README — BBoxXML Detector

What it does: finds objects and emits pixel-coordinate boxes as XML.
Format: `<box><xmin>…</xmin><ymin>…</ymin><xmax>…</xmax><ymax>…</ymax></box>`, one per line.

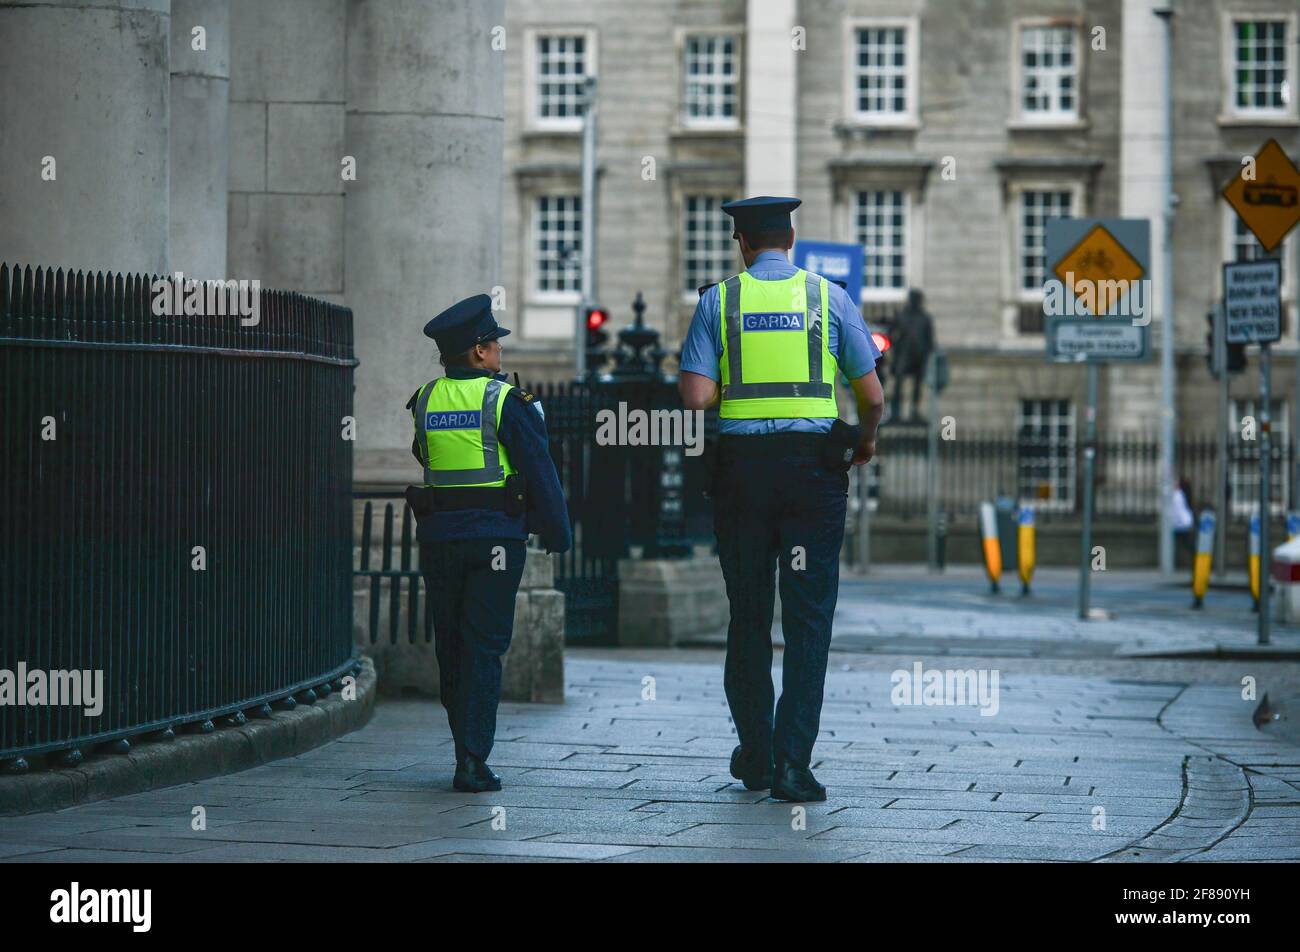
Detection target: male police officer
<box><xmin>679</xmin><ymin>196</ymin><xmax>885</xmax><ymax>802</ymax></box>
<box><xmin>407</xmin><ymin>294</ymin><xmax>571</xmax><ymax>793</ymax></box>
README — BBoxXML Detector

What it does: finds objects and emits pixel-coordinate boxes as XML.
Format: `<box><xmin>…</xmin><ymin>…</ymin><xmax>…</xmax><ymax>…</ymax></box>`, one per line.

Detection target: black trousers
<box><xmin>712</xmin><ymin>436</ymin><xmax>849</xmax><ymax>769</ymax></box>
<box><xmin>419</xmin><ymin>538</ymin><xmax>527</xmax><ymax>762</ymax></box>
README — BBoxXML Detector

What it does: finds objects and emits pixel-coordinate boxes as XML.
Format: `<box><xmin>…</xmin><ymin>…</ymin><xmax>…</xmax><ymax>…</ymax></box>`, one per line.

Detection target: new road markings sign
<box><xmin>1223</xmin><ymin>259</ymin><xmax>1281</xmax><ymax>345</ymax></box>
<box><xmin>1222</xmin><ymin>138</ymin><xmax>1300</xmax><ymax>253</ymax></box>
<box><xmin>1044</xmin><ymin>218</ymin><xmax>1151</xmax><ymax>362</ymax></box>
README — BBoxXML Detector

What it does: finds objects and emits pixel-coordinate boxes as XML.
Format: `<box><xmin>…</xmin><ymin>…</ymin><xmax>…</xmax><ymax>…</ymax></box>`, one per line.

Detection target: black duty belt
<box><xmin>718</xmin><ymin>431</ymin><xmax>826</xmax><ymax>459</ymax></box>
<box><xmin>406</xmin><ymin>485</ymin><xmax>506</xmax><ymax>514</ymax></box>
<box><xmin>431</xmin><ymin>486</ymin><xmax>507</xmax><ymax>511</ymax></box>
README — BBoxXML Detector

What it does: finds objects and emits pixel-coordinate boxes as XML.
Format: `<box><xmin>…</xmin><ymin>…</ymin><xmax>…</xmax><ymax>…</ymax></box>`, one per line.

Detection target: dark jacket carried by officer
<box><xmin>407</xmin><ymin>293</ymin><xmax>571</xmax><ymax>793</ymax></box>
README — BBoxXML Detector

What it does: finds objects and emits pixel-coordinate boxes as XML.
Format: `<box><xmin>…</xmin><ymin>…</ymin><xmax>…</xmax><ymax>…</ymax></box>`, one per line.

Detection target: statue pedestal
<box><xmin>617</xmin><ymin>546</ymin><xmax>728</xmax><ymax>646</ymax></box>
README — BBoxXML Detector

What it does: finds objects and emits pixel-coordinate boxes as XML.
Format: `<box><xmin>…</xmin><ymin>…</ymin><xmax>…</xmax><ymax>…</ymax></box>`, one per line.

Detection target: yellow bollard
<box><xmin>1249</xmin><ymin>513</ymin><xmax>1261</xmax><ymax>611</ymax></box>
<box><xmin>1191</xmin><ymin>510</ymin><xmax>1215</xmax><ymax>609</ymax></box>
<box><xmin>979</xmin><ymin>501</ymin><xmax>1002</xmax><ymax>593</ymax></box>
<box><xmin>1017</xmin><ymin>506</ymin><xmax>1036</xmax><ymax>595</ymax></box>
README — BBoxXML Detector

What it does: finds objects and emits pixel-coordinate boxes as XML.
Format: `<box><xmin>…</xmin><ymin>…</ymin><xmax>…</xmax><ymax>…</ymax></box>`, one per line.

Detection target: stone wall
<box><xmin>226</xmin><ymin>0</ymin><xmax>346</xmax><ymax>298</ymax></box>
<box><xmin>0</xmin><ymin>0</ymin><xmax>171</xmax><ymax>276</ymax></box>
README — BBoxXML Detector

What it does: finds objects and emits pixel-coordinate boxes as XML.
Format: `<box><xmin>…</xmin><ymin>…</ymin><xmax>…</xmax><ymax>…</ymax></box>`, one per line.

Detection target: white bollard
<box><xmin>1271</xmin><ymin>535</ymin><xmax>1300</xmax><ymax>624</ymax></box>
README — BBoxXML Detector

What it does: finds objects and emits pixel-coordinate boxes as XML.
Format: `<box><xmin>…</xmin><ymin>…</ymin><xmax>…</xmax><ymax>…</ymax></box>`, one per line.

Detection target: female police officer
<box><xmin>406</xmin><ymin>294</ymin><xmax>571</xmax><ymax>792</ymax></box>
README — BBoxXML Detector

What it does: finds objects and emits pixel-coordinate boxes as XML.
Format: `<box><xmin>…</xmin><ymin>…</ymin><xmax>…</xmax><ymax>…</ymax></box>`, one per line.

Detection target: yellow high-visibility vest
<box><xmin>410</xmin><ymin>375</ymin><xmax>517</xmax><ymax>488</ymax></box>
<box><xmin>717</xmin><ymin>269</ymin><xmax>839</xmax><ymax>419</ymax></box>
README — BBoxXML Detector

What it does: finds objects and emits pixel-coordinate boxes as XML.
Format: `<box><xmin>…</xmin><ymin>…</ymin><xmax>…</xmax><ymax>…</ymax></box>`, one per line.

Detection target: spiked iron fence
<box><xmin>0</xmin><ymin>263</ymin><xmax>359</xmax><ymax>772</ymax></box>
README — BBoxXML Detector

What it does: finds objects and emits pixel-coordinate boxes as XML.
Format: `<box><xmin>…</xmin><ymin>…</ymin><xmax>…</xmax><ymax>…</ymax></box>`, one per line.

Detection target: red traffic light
<box><xmin>871</xmin><ymin>331</ymin><xmax>892</xmax><ymax>354</ymax></box>
<box><xmin>585</xmin><ymin>307</ymin><xmax>609</xmax><ymax>330</ymax></box>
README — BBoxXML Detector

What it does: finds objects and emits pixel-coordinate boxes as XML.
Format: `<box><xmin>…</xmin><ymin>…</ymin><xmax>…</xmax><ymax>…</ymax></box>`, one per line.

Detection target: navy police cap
<box><xmin>422</xmin><ymin>293</ymin><xmax>511</xmax><ymax>354</ymax></box>
<box><xmin>721</xmin><ymin>195</ymin><xmax>801</xmax><ymax>234</ymax></box>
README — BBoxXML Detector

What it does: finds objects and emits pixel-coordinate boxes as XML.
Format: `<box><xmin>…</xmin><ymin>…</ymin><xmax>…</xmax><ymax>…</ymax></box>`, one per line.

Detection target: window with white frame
<box><xmin>1019</xmin><ymin>24</ymin><xmax>1078</xmax><ymax>119</ymax></box>
<box><xmin>1230</xmin><ymin>398</ymin><xmax>1289</xmax><ymax>516</ymax></box>
<box><xmin>681</xmin><ymin>196</ymin><xmax>735</xmax><ymax>294</ymax></box>
<box><xmin>533</xmin><ymin>195</ymin><xmax>582</xmax><ymax>296</ymax></box>
<box><xmin>1019</xmin><ymin>189</ymin><xmax>1074</xmax><ymax>293</ymax></box>
<box><xmin>855</xmin><ymin>190</ymin><xmax>908</xmax><ymax>296</ymax></box>
<box><xmin>851</xmin><ymin>24</ymin><xmax>912</xmax><ymax>120</ymax></box>
<box><xmin>1229</xmin><ymin>18</ymin><xmax>1291</xmax><ymax>115</ymax></box>
<box><xmin>1017</xmin><ymin>399</ymin><xmax>1075</xmax><ymax>511</ymax></box>
<box><xmin>535</xmin><ymin>34</ymin><xmax>590</xmax><ymax>124</ymax></box>
<box><xmin>683</xmin><ymin>35</ymin><xmax>739</xmax><ymax>127</ymax></box>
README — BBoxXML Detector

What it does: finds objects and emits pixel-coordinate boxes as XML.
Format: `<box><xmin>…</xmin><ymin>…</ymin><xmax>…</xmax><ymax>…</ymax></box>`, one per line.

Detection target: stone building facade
<box><xmin>2</xmin><ymin>0</ymin><xmax>1297</xmax><ymax>515</ymax></box>
<box><xmin>497</xmin><ymin>0</ymin><xmax>1299</xmax><ymax>515</ymax></box>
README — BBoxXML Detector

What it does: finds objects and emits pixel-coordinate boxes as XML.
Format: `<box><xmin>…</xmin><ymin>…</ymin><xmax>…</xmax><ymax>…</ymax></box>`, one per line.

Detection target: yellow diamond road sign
<box><xmin>1052</xmin><ymin>224</ymin><xmax>1145</xmax><ymax>315</ymax></box>
<box><xmin>1222</xmin><ymin>138</ymin><xmax>1300</xmax><ymax>254</ymax></box>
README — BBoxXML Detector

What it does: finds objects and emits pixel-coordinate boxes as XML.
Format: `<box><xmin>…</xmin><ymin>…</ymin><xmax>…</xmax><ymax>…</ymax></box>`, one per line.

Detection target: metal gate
<box><xmin>529</xmin><ymin>380</ymin><xmax>624</xmax><ymax>645</ymax></box>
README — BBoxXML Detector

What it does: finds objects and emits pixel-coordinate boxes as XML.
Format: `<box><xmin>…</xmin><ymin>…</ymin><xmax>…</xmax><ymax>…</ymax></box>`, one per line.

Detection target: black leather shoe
<box><xmin>729</xmin><ymin>745</ymin><xmax>774</xmax><ymax>791</ymax></box>
<box><xmin>453</xmin><ymin>754</ymin><xmax>502</xmax><ymax>793</ymax></box>
<box><xmin>770</xmin><ymin>761</ymin><xmax>826</xmax><ymax>802</ymax></box>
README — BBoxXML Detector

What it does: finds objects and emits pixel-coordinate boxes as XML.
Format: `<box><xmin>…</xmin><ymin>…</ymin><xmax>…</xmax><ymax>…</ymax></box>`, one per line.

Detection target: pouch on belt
<box><xmin>821</xmin><ymin>419</ymin><xmax>860</xmax><ymax>473</ymax></box>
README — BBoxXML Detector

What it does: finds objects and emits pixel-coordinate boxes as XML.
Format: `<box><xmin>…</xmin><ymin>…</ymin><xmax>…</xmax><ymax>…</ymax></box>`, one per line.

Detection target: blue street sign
<box><xmin>794</xmin><ymin>240</ymin><xmax>864</xmax><ymax>304</ymax></box>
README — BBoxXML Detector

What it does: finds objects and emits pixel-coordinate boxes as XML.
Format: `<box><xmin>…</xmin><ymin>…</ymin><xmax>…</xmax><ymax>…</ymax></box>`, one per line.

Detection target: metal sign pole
<box><xmin>576</xmin><ymin>76</ymin><xmax>598</xmax><ymax>379</ymax></box>
<box><xmin>926</xmin><ymin>352</ymin><xmax>940</xmax><ymax>572</ymax></box>
<box><xmin>1260</xmin><ymin>343</ymin><xmax>1272</xmax><ymax>645</ymax></box>
<box><xmin>1079</xmin><ymin>361</ymin><xmax>1098</xmax><ymax>620</ymax></box>
<box><xmin>855</xmin><ymin>467</ymin><xmax>871</xmax><ymax>572</ymax></box>
<box><xmin>1156</xmin><ymin>6</ymin><xmax>1177</xmax><ymax>578</ymax></box>
<box><xmin>1214</xmin><ymin>304</ymin><xmax>1229</xmax><ymax>578</ymax></box>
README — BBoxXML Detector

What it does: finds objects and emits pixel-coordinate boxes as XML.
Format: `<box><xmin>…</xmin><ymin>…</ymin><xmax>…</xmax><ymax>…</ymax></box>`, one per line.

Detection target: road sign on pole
<box><xmin>1221</xmin><ymin>140</ymin><xmax>1299</xmax><ymax>646</ymax></box>
<box><xmin>1221</xmin><ymin>138</ymin><xmax>1300</xmax><ymax>254</ymax></box>
<box><xmin>1223</xmin><ymin>259</ymin><xmax>1281</xmax><ymax>345</ymax></box>
<box><xmin>1044</xmin><ymin>219</ymin><xmax>1151</xmax><ymax>362</ymax></box>
<box><xmin>1043</xmin><ymin>218</ymin><xmax>1150</xmax><ymax>620</ymax></box>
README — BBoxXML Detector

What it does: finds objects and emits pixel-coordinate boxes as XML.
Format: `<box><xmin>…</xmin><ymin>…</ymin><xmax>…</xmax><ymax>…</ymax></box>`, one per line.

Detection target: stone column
<box><xmin>0</xmin><ymin>0</ymin><xmax>171</xmax><ymax>276</ymax></box>
<box><xmin>745</xmin><ymin>0</ymin><xmax>797</xmax><ymax>199</ymax></box>
<box><xmin>170</xmin><ymin>0</ymin><xmax>230</xmax><ymax>279</ymax></box>
<box><xmin>345</xmin><ymin>0</ymin><xmax>505</xmax><ymax>484</ymax></box>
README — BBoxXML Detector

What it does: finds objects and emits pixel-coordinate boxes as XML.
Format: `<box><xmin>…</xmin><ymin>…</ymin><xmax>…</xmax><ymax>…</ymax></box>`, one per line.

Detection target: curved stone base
<box><xmin>0</xmin><ymin>659</ymin><xmax>377</xmax><ymax>817</ymax></box>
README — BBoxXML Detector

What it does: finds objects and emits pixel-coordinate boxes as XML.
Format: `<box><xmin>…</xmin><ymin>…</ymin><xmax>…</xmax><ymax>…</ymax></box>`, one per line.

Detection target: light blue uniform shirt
<box><xmin>679</xmin><ymin>250</ymin><xmax>880</xmax><ymax>435</ymax></box>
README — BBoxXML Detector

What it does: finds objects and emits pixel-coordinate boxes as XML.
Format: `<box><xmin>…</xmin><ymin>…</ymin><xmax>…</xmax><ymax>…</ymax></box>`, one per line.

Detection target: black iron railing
<box><xmin>354</xmin><ymin>492</ymin><xmax>428</xmax><ymax>646</ymax></box>
<box><xmin>0</xmin><ymin>264</ymin><xmax>359</xmax><ymax>771</ymax></box>
<box><xmin>869</xmin><ymin>425</ymin><xmax>1291</xmax><ymax>524</ymax></box>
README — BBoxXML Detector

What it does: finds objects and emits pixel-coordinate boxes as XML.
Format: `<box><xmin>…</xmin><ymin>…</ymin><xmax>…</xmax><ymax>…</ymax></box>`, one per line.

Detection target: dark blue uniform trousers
<box><xmin>712</xmin><ymin>435</ymin><xmax>848</xmax><ymax>769</ymax></box>
<box><xmin>419</xmin><ymin>538</ymin><xmax>527</xmax><ymax>762</ymax></box>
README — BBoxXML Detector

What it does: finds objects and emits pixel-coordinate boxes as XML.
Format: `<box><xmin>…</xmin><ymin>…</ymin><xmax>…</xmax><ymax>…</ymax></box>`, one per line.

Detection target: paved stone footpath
<box><xmin>821</xmin><ymin>567</ymin><xmax>1300</xmax><ymax>658</ymax></box>
<box><xmin>1</xmin><ymin>653</ymin><xmax>1297</xmax><ymax>863</ymax></box>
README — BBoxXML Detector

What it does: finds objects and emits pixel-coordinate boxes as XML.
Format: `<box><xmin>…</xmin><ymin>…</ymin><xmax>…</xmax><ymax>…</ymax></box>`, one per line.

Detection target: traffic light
<box><xmin>1205</xmin><ymin>310</ymin><xmax>1246</xmax><ymax>378</ymax></box>
<box><xmin>871</xmin><ymin>324</ymin><xmax>892</xmax><ymax>387</ymax></box>
<box><xmin>585</xmin><ymin>305</ymin><xmax>610</xmax><ymax>372</ymax></box>
<box><xmin>1227</xmin><ymin>341</ymin><xmax>1245</xmax><ymax>374</ymax></box>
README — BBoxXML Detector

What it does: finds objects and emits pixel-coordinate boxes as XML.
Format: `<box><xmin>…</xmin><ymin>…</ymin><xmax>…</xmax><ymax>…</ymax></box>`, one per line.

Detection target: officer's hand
<box><xmin>852</xmin><ymin>439</ymin><xmax>876</xmax><ymax>466</ymax></box>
